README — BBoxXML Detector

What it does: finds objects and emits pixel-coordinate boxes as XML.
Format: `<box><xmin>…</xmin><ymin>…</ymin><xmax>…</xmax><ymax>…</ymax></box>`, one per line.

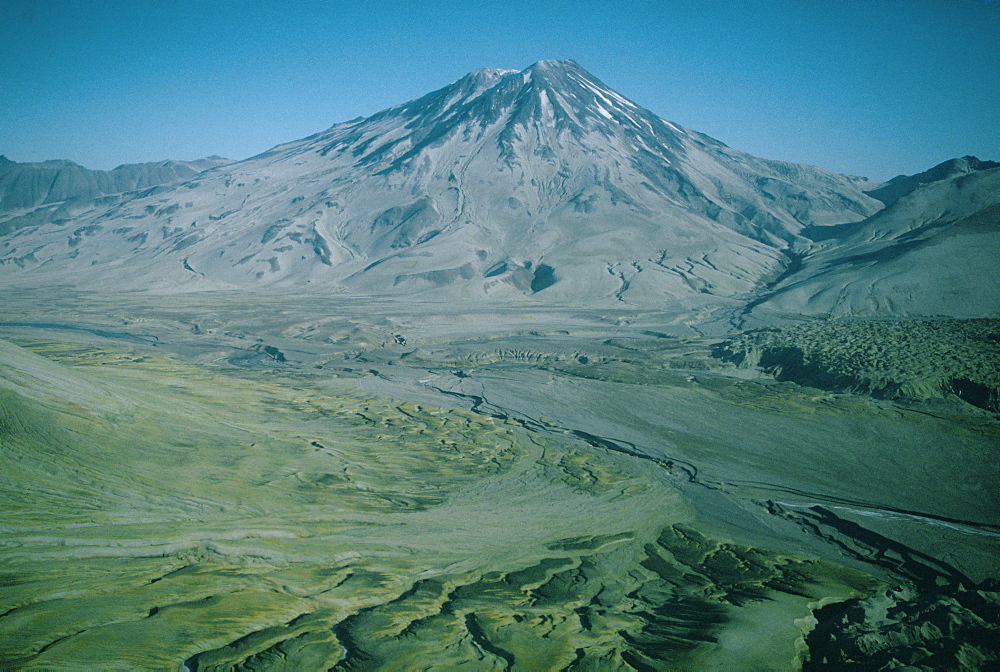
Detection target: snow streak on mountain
<box><xmin>0</xmin><ymin>60</ymin><xmax>895</xmax><ymax>305</ymax></box>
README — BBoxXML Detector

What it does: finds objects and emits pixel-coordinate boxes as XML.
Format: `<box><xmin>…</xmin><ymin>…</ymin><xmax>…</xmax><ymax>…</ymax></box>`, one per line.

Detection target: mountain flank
<box><xmin>0</xmin><ymin>155</ymin><xmax>232</xmax><ymax>214</ymax></box>
<box><xmin>1</xmin><ymin>61</ymin><xmax>996</xmax><ymax>319</ymax></box>
<box><xmin>748</xmin><ymin>158</ymin><xmax>1000</xmax><ymax>318</ymax></box>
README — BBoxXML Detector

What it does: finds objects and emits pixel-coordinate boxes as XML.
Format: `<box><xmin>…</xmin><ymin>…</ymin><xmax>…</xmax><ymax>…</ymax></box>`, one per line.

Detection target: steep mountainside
<box><xmin>749</xmin><ymin>160</ymin><xmax>1000</xmax><ymax>317</ymax></box>
<box><xmin>0</xmin><ymin>61</ymin><xmax>881</xmax><ymax>305</ymax></box>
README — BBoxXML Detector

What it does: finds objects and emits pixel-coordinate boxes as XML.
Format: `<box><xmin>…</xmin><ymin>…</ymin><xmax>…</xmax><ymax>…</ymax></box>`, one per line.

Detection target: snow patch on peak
<box><xmin>538</xmin><ymin>89</ymin><xmax>553</xmax><ymax>121</ymax></box>
<box><xmin>527</xmin><ymin>59</ymin><xmax>580</xmax><ymax>71</ymax></box>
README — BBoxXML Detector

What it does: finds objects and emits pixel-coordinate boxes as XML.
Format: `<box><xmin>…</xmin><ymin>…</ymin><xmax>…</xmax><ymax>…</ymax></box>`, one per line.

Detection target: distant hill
<box><xmin>0</xmin><ymin>154</ymin><xmax>232</xmax><ymax>213</ymax></box>
<box><xmin>749</xmin><ymin>158</ymin><xmax>1000</xmax><ymax>317</ymax></box>
<box><xmin>864</xmin><ymin>156</ymin><xmax>1000</xmax><ymax>207</ymax></box>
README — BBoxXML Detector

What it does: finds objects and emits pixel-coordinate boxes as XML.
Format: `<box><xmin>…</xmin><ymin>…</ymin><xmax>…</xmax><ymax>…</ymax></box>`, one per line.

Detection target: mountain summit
<box><xmin>0</xmin><ymin>61</ymin><xmax>885</xmax><ymax>303</ymax></box>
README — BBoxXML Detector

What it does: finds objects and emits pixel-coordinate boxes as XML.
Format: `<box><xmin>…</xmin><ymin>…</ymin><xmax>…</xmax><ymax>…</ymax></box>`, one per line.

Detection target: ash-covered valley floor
<box><xmin>1</xmin><ymin>290</ymin><xmax>997</xmax><ymax>670</ymax></box>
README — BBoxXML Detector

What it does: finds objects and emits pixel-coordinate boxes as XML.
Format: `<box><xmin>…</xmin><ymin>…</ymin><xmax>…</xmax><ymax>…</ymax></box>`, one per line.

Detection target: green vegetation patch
<box><xmin>318</xmin><ymin>524</ymin><xmax>879</xmax><ymax>672</ymax></box>
<box><xmin>0</xmin><ymin>338</ymin><xmax>885</xmax><ymax>670</ymax></box>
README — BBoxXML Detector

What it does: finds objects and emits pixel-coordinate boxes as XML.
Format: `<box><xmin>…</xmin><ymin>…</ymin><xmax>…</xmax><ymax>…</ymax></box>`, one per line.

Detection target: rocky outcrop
<box><xmin>714</xmin><ymin>318</ymin><xmax>1000</xmax><ymax>411</ymax></box>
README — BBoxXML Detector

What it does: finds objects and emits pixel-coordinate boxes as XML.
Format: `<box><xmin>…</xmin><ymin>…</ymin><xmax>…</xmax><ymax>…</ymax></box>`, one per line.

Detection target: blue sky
<box><xmin>1</xmin><ymin>0</ymin><xmax>997</xmax><ymax>181</ymax></box>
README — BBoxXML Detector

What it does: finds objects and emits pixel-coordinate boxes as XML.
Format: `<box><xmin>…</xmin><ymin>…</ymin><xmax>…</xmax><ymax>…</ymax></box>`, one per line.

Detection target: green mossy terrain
<box><xmin>1</xmin><ymin>296</ymin><xmax>998</xmax><ymax>670</ymax></box>
<box><xmin>0</xmin><ymin>338</ymin><xmax>881</xmax><ymax>670</ymax></box>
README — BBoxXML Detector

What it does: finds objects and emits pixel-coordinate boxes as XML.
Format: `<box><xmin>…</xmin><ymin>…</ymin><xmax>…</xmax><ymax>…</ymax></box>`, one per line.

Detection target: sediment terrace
<box><xmin>715</xmin><ymin>318</ymin><xmax>1000</xmax><ymax>411</ymax></box>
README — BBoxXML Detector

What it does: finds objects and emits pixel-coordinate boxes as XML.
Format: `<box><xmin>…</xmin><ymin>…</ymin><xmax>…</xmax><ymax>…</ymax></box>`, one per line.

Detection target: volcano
<box><xmin>0</xmin><ymin>60</ymin><xmax>884</xmax><ymax>306</ymax></box>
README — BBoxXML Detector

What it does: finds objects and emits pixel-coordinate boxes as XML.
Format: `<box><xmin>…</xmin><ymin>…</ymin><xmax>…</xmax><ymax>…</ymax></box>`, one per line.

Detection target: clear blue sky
<box><xmin>1</xmin><ymin>0</ymin><xmax>997</xmax><ymax>181</ymax></box>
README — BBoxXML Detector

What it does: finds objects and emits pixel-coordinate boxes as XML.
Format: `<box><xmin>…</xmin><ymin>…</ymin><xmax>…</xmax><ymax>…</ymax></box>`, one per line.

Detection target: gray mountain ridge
<box><xmin>1</xmin><ymin>60</ymin><xmax>995</xmax><ymax>317</ymax></box>
<box><xmin>0</xmin><ymin>155</ymin><xmax>232</xmax><ymax>215</ymax></box>
<box><xmin>864</xmin><ymin>155</ymin><xmax>1000</xmax><ymax>207</ymax></box>
<box><xmin>749</xmin><ymin>159</ymin><xmax>1000</xmax><ymax>318</ymax></box>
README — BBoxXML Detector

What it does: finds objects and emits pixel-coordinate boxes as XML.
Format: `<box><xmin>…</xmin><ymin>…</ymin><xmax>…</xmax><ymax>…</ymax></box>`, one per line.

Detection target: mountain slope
<box><xmin>749</xmin><ymin>160</ymin><xmax>1000</xmax><ymax>317</ymax></box>
<box><xmin>0</xmin><ymin>61</ymin><xmax>881</xmax><ymax>304</ymax></box>
<box><xmin>864</xmin><ymin>155</ymin><xmax>1000</xmax><ymax>207</ymax></box>
<box><xmin>0</xmin><ymin>155</ymin><xmax>232</xmax><ymax>215</ymax></box>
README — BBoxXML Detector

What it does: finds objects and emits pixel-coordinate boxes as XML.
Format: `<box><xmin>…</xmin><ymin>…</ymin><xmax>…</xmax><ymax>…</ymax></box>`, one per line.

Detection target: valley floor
<box><xmin>0</xmin><ymin>290</ymin><xmax>997</xmax><ymax>670</ymax></box>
